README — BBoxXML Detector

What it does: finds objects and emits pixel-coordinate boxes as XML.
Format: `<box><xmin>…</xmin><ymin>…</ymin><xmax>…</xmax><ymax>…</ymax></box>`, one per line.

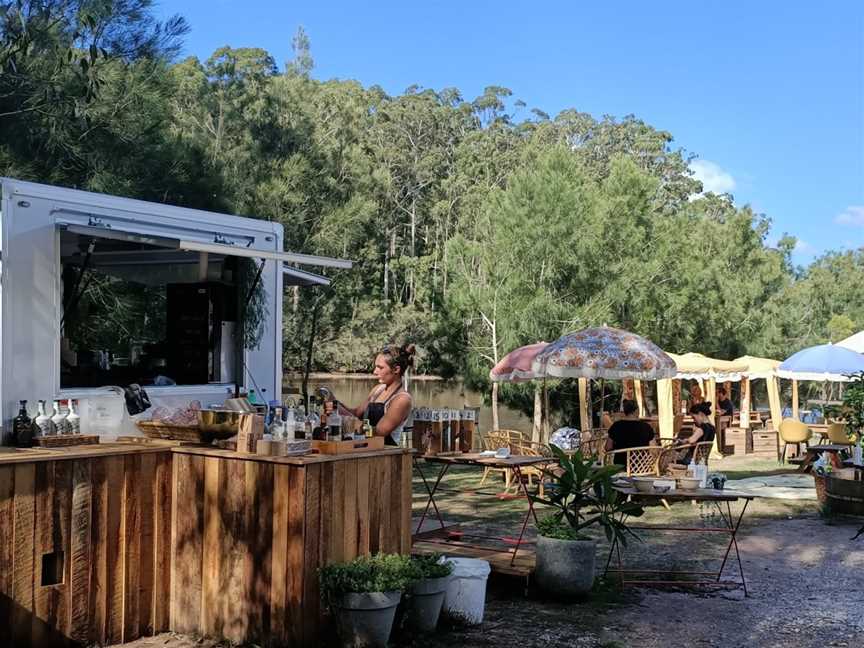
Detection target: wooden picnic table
<box><xmin>606</xmin><ymin>486</ymin><xmax>756</xmax><ymax>596</ymax></box>
<box><xmin>794</xmin><ymin>443</ymin><xmax>853</xmax><ymax>472</ymax></box>
<box><xmin>413</xmin><ymin>453</ymin><xmax>554</xmax><ymax>566</ymax></box>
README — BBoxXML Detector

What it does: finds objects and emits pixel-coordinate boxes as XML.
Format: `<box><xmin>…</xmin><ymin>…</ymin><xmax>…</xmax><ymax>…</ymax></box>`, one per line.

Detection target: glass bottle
<box><xmin>268</xmin><ymin>406</ymin><xmax>284</xmax><ymax>439</ymax></box>
<box><xmin>66</xmin><ymin>399</ymin><xmax>81</xmax><ymax>435</ymax></box>
<box><xmin>327</xmin><ymin>405</ymin><xmax>342</xmax><ymax>442</ymax></box>
<box><xmin>12</xmin><ymin>400</ymin><xmax>33</xmax><ymax>447</ymax></box>
<box><xmin>285</xmin><ymin>407</ymin><xmax>297</xmax><ymax>440</ymax></box>
<box><xmin>33</xmin><ymin>400</ymin><xmax>53</xmax><ymax>437</ymax></box>
<box><xmin>362</xmin><ymin>418</ymin><xmax>373</xmax><ymax>439</ymax></box>
<box><xmin>51</xmin><ymin>399</ymin><xmax>68</xmax><ymax>435</ymax></box>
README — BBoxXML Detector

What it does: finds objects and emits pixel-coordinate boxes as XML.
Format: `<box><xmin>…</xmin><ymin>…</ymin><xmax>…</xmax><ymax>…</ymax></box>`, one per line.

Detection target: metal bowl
<box><xmin>197</xmin><ymin>409</ymin><xmax>243</xmax><ymax>439</ymax></box>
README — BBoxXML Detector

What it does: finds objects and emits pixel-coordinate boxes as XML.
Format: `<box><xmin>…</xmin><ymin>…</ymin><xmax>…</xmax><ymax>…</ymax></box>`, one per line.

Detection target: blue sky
<box><xmin>155</xmin><ymin>1</ymin><xmax>863</xmax><ymax>264</ymax></box>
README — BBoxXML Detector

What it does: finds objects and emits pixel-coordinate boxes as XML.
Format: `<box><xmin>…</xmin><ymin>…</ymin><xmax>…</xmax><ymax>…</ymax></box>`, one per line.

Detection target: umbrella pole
<box><xmin>543</xmin><ymin>379</ymin><xmax>550</xmax><ymax>442</ymax></box>
<box><xmin>532</xmin><ymin>382</ymin><xmax>542</xmax><ymax>444</ymax></box>
<box><xmin>599</xmin><ymin>379</ymin><xmax>605</xmax><ymax>425</ymax></box>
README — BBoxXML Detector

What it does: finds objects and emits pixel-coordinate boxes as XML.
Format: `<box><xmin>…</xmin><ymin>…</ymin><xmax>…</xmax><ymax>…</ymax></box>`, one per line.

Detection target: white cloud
<box><xmin>835</xmin><ymin>205</ymin><xmax>864</xmax><ymax>226</ymax></box>
<box><xmin>690</xmin><ymin>159</ymin><xmax>736</xmax><ymax>195</ymax></box>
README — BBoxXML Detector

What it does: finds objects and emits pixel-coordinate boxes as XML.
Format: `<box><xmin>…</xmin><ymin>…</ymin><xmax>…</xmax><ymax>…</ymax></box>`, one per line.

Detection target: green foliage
<box><xmin>841</xmin><ymin>372</ymin><xmax>864</xmax><ymax>439</ymax></box>
<box><xmin>1</xmin><ymin>1</ymin><xmax>861</xmax><ymax>406</ymax></box>
<box><xmin>532</xmin><ymin>446</ymin><xmax>644</xmax><ymax>546</ymax></box>
<box><xmin>407</xmin><ymin>553</ymin><xmax>454</xmax><ymax>580</ymax></box>
<box><xmin>319</xmin><ymin>554</ymin><xmax>412</xmax><ymax>598</ymax></box>
<box><xmin>537</xmin><ymin>515</ymin><xmax>587</xmax><ymax>541</ymax></box>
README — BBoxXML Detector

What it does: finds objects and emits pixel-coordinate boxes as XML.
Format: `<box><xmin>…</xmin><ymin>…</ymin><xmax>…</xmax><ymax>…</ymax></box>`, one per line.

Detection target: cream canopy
<box><xmin>667</xmin><ymin>352</ymin><xmax>749</xmax><ymax>380</ymax></box>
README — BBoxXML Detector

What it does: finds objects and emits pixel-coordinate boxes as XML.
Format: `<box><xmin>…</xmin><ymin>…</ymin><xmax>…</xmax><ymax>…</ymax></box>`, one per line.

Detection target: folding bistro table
<box><xmin>413</xmin><ymin>453</ymin><xmax>554</xmax><ymax>566</ymax></box>
<box><xmin>605</xmin><ymin>487</ymin><xmax>756</xmax><ymax>596</ymax></box>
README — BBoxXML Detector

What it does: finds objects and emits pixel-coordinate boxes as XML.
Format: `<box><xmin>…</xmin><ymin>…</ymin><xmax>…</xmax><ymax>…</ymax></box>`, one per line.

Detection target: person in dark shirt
<box><xmin>605</xmin><ymin>399</ymin><xmax>656</xmax><ymax>467</ymax></box>
<box><xmin>677</xmin><ymin>401</ymin><xmax>716</xmax><ymax>464</ymax></box>
<box><xmin>716</xmin><ymin>387</ymin><xmax>734</xmax><ymax>417</ymax></box>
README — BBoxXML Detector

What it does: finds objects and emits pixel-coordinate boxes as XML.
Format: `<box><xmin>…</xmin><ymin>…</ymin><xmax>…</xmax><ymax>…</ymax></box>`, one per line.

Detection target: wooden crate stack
<box><xmin>751</xmin><ymin>428</ymin><xmax>779</xmax><ymax>458</ymax></box>
<box><xmin>411</xmin><ymin>408</ymin><xmax>475</xmax><ymax>455</ymax></box>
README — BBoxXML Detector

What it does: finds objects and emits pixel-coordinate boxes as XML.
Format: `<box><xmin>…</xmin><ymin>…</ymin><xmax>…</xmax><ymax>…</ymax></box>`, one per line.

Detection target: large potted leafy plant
<box><xmin>531</xmin><ymin>445</ymin><xmax>644</xmax><ymax>596</ymax></box>
<box><xmin>320</xmin><ymin>553</ymin><xmax>412</xmax><ymax>647</ymax></box>
<box><xmin>841</xmin><ymin>371</ymin><xmax>864</xmax><ymax>463</ymax></box>
<box><xmin>404</xmin><ymin>554</ymin><xmax>454</xmax><ymax>632</ymax></box>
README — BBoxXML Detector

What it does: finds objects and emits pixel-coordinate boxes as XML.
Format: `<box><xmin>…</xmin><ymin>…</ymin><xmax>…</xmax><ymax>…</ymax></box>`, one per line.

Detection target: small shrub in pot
<box><xmin>320</xmin><ymin>553</ymin><xmax>412</xmax><ymax>647</ymax></box>
<box><xmin>404</xmin><ymin>554</ymin><xmax>453</xmax><ymax>632</ymax></box>
<box><xmin>531</xmin><ymin>445</ymin><xmax>644</xmax><ymax>597</ymax></box>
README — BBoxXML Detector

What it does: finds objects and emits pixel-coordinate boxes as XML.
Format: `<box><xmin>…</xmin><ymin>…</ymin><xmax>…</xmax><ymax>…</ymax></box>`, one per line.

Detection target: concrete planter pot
<box><xmin>333</xmin><ymin>590</ymin><xmax>402</xmax><ymax>648</ymax></box>
<box><xmin>535</xmin><ymin>536</ymin><xmax>596</xmax><ymax>597</ymax></box>
<box><xmin>406</xmin><ymin>576</ymin><xmax>450</xmax><ymax>632</ymax></box>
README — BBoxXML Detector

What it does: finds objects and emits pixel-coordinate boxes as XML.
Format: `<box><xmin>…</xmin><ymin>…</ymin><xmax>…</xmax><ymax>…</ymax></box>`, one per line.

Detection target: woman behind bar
<box><xmin>340</xmin><ymin>344</ymin><xmax>415</xmax><ymax>446</ymax></box>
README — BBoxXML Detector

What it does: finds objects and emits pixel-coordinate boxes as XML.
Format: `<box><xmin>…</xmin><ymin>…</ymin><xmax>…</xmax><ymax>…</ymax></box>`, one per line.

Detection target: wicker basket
<box><xmin>136</xmin><ymin>420</ymin><xmax>210</xmax><ymax>443</ymax></box>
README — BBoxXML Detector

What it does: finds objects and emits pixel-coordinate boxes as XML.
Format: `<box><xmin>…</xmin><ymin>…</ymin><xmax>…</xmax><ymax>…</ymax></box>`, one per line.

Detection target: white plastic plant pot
<box><xmin>442</xmin><ymin>558</ymin><xmax>490</xmax><ymax>625</ymax></box>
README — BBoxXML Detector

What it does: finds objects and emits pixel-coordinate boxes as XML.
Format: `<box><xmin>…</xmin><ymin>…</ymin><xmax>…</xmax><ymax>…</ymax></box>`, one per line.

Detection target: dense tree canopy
<box><xmin>1</xmin><ymin>2</ymin><xmax>860</xmax><ymax>413</ymax></box>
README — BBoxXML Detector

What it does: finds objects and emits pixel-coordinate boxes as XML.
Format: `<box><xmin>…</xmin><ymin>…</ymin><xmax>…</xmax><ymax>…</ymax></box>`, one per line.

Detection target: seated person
<box><xmin>716</xmin><ymin>387</ymin><xmax>734</xmax><ymax>417</ymax></box>
<box><xmin>604</xmin><ymin>400</ymin><xmax>656</xmax><ymax>467</ymax></box>
<box><xmin>676</xmin><ymin>401</ymin><xmax>716</xmax><ymax>464</ymax></box>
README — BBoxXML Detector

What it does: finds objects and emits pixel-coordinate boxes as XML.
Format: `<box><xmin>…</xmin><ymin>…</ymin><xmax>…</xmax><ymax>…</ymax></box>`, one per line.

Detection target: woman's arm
<box><xmin>333</xmin><ymin>386</ymin><xmax>380</xmax><ymax>419</ymax></box>
<box><xmin>688</xmin><ymin>427</ymin><xmax>705</xmax><ymax>444</ymax></box>
<box><xmin>373</xmin><ymin>393</ymin><xmax>412</xmax><ymax>437</ymax></box>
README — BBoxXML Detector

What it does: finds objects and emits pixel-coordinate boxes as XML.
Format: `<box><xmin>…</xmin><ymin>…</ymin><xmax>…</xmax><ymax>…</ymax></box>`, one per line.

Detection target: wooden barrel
<box><xmin>824</xmin><ymin>474</ymin><xmax>864</xmax><ymax>516</ymax></box>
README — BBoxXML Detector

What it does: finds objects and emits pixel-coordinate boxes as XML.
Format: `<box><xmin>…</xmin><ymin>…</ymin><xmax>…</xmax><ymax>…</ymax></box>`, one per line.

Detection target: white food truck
<box><xmin>0</xmin><ymin>178</ymin><xmax>351</xmax><ymax>441</ymax></box>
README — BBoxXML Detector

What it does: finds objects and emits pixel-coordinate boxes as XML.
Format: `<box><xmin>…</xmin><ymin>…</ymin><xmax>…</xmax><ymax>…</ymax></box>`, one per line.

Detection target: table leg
<box><xmin>414</xmin><ymin>460</ymin><xmax>449</xmax><ymax>536</ymax></box>
<box><xmin>713</xmin><ymin>499</ymin><xmax>750</xmax><ymax>596</ymax></box>
<box><xmin>509</xmin><ymin>466</ymin><xmax>540</xmax><ymax>565</ymax></box>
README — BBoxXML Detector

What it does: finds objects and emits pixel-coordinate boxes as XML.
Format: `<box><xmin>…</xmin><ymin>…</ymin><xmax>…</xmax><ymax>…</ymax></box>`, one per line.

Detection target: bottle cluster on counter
<box><xmin>411</xmin><ymin>408</ymin><xmax>476</xmax><ymax>456</ymax></box>
<box><xmin>11</xmin><ymin>398</ymin><xmax>81</xmax><ymax>447</ymax></box>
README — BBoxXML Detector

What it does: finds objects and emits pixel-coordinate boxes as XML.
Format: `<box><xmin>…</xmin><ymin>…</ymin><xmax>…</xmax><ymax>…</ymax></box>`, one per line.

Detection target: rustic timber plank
<box><xmin>386</xmin><ymin>454</ymin><xmax>402</xmax><ymax>553</ymax></box>
<box><xmin>170</xmin><ymin>452</ymin><xmax>205</xmax><ymax>635</ymax></box>
<box><xmin>104</xmin><ymin>456</ymin><xmax>125</xmax><ymax>645</ymax></box>
<box><xmin>400</xmin><ymin>454</ymin><xmax>412</xmax><ymax>554</ymax></box>
<box><xmin>122</xmin><ymin>454</ymin><xmax>142</xmax><ymax>642</ymax></box>
<box><xmin>319</xmin><ymin>462</ymin><xmax>334</xmax><ymax>566</ymax></box>
<box><xmin>302</xmin><ymin>463</ymin><xmax>322</xmax><ymax>646</ymax></box>
<box><xmin>286</xmin><ymin>465</ymin><xmax>306</xmax><ymax>647</ymax></box>
<box><xmin>69</xmin><ymin>460</ymin><xmax>92</xmax><ymax>644</ymax></box>
<box><xmin>367</xmin><ymin>453</ymin><xmax>382</xmax><ymax>554</ymax></box>
<box><xmin>168</xmin><ymin>445</ymin><xmax>412</xmax><ymax>465</ymax></box>
<box><xmin>89</xmin><ymin>457</ymin><xmax>109</xmax><ymax>645</ymax></box>
<box><xmin>153</xmin><ymin>452</ymin><xmax>173</xmax><ymax>632</ymax></box>
<box><xmin>53</xmin><ymin>460</ymin><xmax>72</xmax><ymax>637</ymax></box>
<box><xmin>219</xmin><ymin>457</ymin><xmax>247</xmax><ymax>644</ymax></box>
<box><xmin>355</xmin><ymin>458</ymin><xmax>371</xmax><ymax>556</ymax></box>
<box><xmin>245</xmin><ymin>459</ymin><xmax>273</xmax><ymax>642</ymax></box>
<box><xmin>137</xmin><ymin>453</ymin><xmax>156</xmax><ymax>637</ymax></box>
<box><xmin>343</xmin><ymin>459</ymin><xmax>358</xmax><ymax>561</ymax></box>
<box><xmin>0</xmin><ymin>444</ymin><xmax>167</xmax><ymax>466</ymax></box>
<box><xmin>270</xmin><ymin>464</ymin><xmax>291</xmax><ymax>643</ymax></box>
<box><xmin>0</xmin><ymin>466</ymin><xmax>14</xmax><ymax>597</ymax></box>
<box><xmin>330</xmin><ymin>461</ymin><xmax>347</xmax><ymax>564</ymax></box>
<box><xmin>200</xmin><ymin>456</ymin><xmax>222</xmax><ymax>637</ymax></box>
<box><xmin>32</xmin><ymin>461</ymin><xmax>55</xmax><ymax>645</ymax></box>
<box><xmin>378</xmin><ymin>454</ymin><xmax>392</xmax><ymax>552</ymax></box>
<box><xmin>11</xmin><ymin>462</ymin><xmax>36</xmax><ymax>646</ymax></box>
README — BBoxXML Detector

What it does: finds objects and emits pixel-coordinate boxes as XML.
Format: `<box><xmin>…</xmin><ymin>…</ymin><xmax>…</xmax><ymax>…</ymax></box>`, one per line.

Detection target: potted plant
<box><xmin>403</xmin><ymin>553</ymin><xmax>454</xmax><ymax>632</ymax></box>
<box><xmin>531</xmin><ymin>445</ymin><xmax>644</xmax><ymax>596</ymax></box>
<box><xmin>320</xmin><ymin>553</ymin><xmax>412</xmax><ymax>647</ymax></box>
<box><xmin>841</xmin><ymin>371</ymin><xmax>864</xmax><ymax>464</ymax></box>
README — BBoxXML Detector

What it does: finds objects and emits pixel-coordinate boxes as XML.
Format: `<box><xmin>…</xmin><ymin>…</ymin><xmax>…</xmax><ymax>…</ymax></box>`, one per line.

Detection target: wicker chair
<box><xmin>479</xmin><ymin>429</ymin><xmax>525</xmax><ymax>489</ymax></box>
<box><xmin>513</xmin><ymin>440</ymin><xmax>553</xmax><ymax>496</ymax></box>
<box><xmin>607</xmin><ymin>444</ymin><xmax>664</xmax><ymax>477</ymax></box>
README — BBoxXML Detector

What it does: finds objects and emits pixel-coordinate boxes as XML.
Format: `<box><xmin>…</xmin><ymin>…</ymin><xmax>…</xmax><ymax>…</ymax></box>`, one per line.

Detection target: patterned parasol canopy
<box><xmin>489</xmin><ymin>342</ymin><xmax>549</xmax><ymax>383</ymax></box>
<box><xmin>531</xmin><ymin>326</ymin><xmax>676</xmax><ymax>380</ymax></box>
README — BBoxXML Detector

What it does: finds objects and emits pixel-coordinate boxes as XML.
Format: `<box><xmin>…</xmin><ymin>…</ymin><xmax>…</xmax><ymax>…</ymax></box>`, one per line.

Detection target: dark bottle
<box><xmin>13</xmin><ymin>400</ymin><xmax>33</xmax><ymax>447</ymax></box>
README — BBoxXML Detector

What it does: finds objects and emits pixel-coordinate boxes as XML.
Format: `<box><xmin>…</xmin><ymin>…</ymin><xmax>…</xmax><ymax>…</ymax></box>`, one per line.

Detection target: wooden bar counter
<box><xmin>169</xmin><ymin>446</ymin><xmax>413</xmax><ymax>647</ymax></box>
<box><xmin>0</xmin><ymin>443</ymin><xmax>414</xmax><ymax>647</ymax></box>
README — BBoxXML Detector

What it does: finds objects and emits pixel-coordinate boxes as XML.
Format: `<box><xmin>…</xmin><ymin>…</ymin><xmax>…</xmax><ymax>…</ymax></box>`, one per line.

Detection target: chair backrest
<box><xmin>482</xmin><ymin>430</ymin><xmax>509</xmax><ymax>451</ymax></box>
<box><xmin>693</xmin><ymin>441</ymin><xmax>713</xmax><ymax>466</ymax></box>
<box><xmin>826</xmin><ymin>422</ymin><xmax>849</xmax><ymax>444</ymax></box>
<box><xmin>779</xmin><ymin>418</ymin><xmax>810</xmax><ymax>443</ymax></box>
<box><xmin>579</xmin><ymin>437</ymin><xmax>606</xmax><ymax>460</ymax></box>
<box><xmin>625</xmin><ymin>446</ymin><xmax>662</xmax><ymax>477</ymax></box>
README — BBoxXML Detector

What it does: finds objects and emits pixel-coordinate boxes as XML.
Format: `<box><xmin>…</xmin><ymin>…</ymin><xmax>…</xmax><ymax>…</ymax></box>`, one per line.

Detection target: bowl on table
<box><xmin>632</xmin><ymin>477</ymin><xmax>656</xmax><ymax>493</ymax></box>
<box><xmin>676</xmin><ymin>477</ymin><xmax>701</xmax><ymax>490</ymax></box>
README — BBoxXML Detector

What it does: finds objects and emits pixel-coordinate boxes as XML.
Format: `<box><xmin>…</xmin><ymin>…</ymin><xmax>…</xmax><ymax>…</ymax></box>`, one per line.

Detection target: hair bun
<box><xmin>401</xmin><ymin>343</ymin><xmax>416</xmax><ymax>367</ymax></box>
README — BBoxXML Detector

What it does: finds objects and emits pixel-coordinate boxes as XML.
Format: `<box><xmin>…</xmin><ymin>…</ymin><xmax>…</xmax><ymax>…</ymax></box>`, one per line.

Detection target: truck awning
<box><xmin>56</xmin><ymin>219</ymin><xmax>352</xmax><ymax>270</ymax></box>
<box><xmin>283</xmin><ymin>264</ymin><xmax>330</xmax><ymax>287</ymax></box>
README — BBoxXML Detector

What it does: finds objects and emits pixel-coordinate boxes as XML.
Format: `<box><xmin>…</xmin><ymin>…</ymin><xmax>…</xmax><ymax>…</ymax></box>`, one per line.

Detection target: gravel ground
<box><xmin>115</xmin><ymin>512</ymin><xmax>864</xmax><ymax>648</ymax></box>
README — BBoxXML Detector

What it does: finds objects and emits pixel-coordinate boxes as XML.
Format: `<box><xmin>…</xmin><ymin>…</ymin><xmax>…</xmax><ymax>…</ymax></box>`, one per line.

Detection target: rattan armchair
<box><xmin>478</xmin><ymin>429</ymin><xmax>526</xmax><ymax>490</ymax></box>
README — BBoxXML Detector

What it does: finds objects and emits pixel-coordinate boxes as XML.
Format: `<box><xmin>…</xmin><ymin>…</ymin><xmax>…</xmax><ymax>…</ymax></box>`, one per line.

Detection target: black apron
<box><xmin>367</xmin><ymin>385</ymin><xmax>403</xmax><ymax>446</ymax></box>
